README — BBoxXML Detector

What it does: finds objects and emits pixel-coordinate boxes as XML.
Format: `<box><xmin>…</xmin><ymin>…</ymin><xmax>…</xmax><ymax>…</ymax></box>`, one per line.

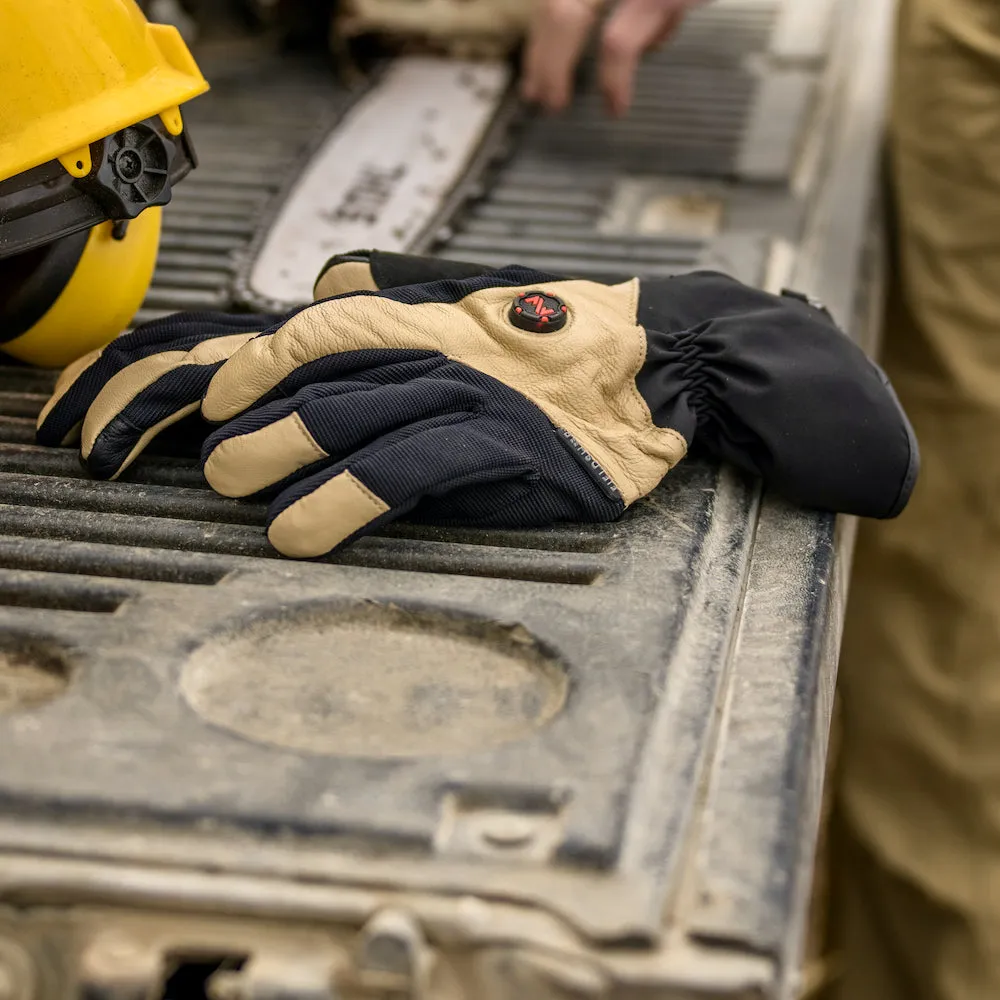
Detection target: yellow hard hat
<box><xmin>0</xmin><ymin>0</ymin><xmax>209</xmax><ymax>368</ymax></box>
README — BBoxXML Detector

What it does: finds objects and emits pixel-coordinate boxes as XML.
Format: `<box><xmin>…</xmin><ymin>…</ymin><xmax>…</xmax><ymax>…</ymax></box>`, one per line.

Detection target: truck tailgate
<box><xmin>0</xmin><ymin>1</ymin><xmax>888</xmax><ymax>996</ymax></box>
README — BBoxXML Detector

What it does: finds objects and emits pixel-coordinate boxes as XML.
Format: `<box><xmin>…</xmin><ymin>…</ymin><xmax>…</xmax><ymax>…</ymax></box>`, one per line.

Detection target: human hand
<box><xmin>521</xmin><ymin>0</ymin><xmax>706</xmax><ymax>117</ymax></box>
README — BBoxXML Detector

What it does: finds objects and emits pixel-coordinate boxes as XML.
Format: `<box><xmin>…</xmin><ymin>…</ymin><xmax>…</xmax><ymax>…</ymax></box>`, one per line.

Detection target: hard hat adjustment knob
<box><xmin>82</xmin><ymin>123</ymin><xmax>177</xmax><ymax>220</ymax></box>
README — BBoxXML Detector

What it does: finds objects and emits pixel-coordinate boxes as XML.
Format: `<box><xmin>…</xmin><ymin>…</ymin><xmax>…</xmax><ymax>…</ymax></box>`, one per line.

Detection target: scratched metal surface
<box><xmin>0</xmin><ymin>0</ymin><xmax>886</xmax><ymax>996</ymax></box>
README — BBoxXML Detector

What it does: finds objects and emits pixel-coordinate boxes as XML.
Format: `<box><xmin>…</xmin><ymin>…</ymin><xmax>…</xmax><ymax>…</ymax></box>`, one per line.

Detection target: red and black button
<box><xmin>509</xmin><ymin>291</ymin><xmax>569</xmax><ymax>333</ymax></box>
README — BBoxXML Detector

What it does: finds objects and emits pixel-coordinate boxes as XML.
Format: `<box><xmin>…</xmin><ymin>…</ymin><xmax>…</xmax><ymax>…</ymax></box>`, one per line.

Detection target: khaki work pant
<box><xmin>821</xmin><ymin>0</ymin><xmax>1000</xmax><ymax>995</ymax></box>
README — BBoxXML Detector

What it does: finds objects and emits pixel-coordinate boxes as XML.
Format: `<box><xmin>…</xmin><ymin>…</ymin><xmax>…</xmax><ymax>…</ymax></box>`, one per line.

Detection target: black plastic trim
<box><xmin>0</xmin><ymin>116</ymin><xmax>198</xmax><ymax>261</ymax></box>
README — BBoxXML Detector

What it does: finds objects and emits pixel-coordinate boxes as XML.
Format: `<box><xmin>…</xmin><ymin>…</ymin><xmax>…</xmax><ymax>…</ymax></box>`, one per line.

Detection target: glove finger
<box><xmin>36</xmin><ymin>311</ymin><xmax>281</xmax><ymax>448</ymax></box>
<box><xmin>107</xmin><ymin>310</ymin><xmax>283</xmax><ymax>353</ymax></box>
<box><xmin>203</xmin><ymin>370</ymin><xmax>488</xmax><ymax>498</ymax></box>
<box><xmin>314</xmin><ymin>251</ymin><xmax>633</xmax><ymax>301</ymax></box>
<box><xmin>265</xmin><ymin>420</ymin><xmax>534</xmax><ymax>559</ymax></box>
<box><xmin>314</xmin><ymin>250</ymin><xmax>500</xmax><ymax>299</ymax></box>
<box><xmin>35</xmin><ymin>347</ymin><xmax>104</xmax><ymax>447</ymax></box>
<box><xmin>81</xmin><ymin>330</ymin><xmax>259</xmax><ymax>479</ymax></box>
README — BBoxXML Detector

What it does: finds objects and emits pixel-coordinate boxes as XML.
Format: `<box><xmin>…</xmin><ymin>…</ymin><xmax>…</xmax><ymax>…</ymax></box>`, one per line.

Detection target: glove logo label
<box><xmin>510</xmin><ymin>291</ymin><xmax>569</xmax><ymax>333</ymax></box>
<box><xmin>557</xmin><ymin>429</ymin><xmax>623</xmax><ymax>503</ymax></box>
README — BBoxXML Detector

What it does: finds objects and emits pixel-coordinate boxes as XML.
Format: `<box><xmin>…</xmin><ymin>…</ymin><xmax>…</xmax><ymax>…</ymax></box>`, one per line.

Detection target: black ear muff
<box><xmin>0</xmin><ymin>229</ymin><xmax>89</xmax><ymax>346</ymax></box>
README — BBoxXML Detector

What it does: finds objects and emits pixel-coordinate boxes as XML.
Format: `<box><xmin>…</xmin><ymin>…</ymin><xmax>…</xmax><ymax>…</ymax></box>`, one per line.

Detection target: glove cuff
<box><xmin>636</xmin><ymin>293</ymin><xmax>920</xmax><ymax>520</ymax></box>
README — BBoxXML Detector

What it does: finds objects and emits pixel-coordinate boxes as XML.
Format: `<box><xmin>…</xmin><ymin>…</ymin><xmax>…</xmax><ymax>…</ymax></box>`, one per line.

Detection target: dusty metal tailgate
<box><xmin>0</xmin><ymin>0</ymin><xmax>887</xmax><ymax>996</ymax></box>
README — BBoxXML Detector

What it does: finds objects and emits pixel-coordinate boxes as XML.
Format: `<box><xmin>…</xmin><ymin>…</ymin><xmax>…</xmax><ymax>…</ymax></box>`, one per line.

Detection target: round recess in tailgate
<box><xmin>180</xmin><ymin>602</ymin><xmax>568</xmax><ymax>757</ymax></box>
<box><xmin>0</xmin><ymin>634</ymin><xmax>71</xmax><ymax>712</ymax></box>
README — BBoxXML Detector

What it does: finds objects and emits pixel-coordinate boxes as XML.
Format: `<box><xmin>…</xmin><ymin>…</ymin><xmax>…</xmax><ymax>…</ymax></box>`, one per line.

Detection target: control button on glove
<box><xmin>35</xmin><ymin>310</ymin><xmax>287</xmax><ymax>479</ymax></box>
<box><xmin>197</xmin><ymin>256</ymin><xmax>919</xmax><ymax>559</ymax></box>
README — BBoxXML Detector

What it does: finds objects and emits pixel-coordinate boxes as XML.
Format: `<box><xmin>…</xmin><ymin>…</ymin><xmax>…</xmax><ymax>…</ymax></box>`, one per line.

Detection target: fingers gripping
<box><xmin>521</xmin><ymin>0</ymin><xmax>600</xmax><ymax>112</ymax></box>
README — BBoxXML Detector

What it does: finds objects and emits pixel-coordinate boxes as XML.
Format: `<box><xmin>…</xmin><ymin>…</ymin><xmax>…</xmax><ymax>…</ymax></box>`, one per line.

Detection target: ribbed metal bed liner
<box><xmin>1</xmin><ymin>0</ymin><xmax>790</xmax><ymax>576</ymax></box>
<box><xmin>0</xmin><ymin>0</ymin><xmax>886</xmax><ymax>997</ymax></box>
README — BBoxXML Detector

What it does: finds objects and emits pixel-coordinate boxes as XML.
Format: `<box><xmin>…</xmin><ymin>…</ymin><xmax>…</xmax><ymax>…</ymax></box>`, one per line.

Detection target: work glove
<box><xmin>191</xmin><ymin>251</ymin><xmax>918</xmax><ymax>558</ymax></box>
<box><xmin>31</xmin><ymin>252</ymin><xmax>495</xmax><ymax>478</ymax></box>
<box><xmin>34</xmin><ymin>310</ymin><xmax>289</xmax><ymax>479</ymax></box>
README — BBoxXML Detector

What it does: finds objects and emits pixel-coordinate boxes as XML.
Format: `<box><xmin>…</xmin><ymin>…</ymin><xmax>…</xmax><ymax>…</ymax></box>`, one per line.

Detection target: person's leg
<box><xmin>822</xmin><ymin>811</ymin><xmax>1000</xmax><ymax>1000</ymax></box>
<box><xmin>826</xmin><ymin>0</ymin><xmax>1000</xmax><ymax>995</ymax></box>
